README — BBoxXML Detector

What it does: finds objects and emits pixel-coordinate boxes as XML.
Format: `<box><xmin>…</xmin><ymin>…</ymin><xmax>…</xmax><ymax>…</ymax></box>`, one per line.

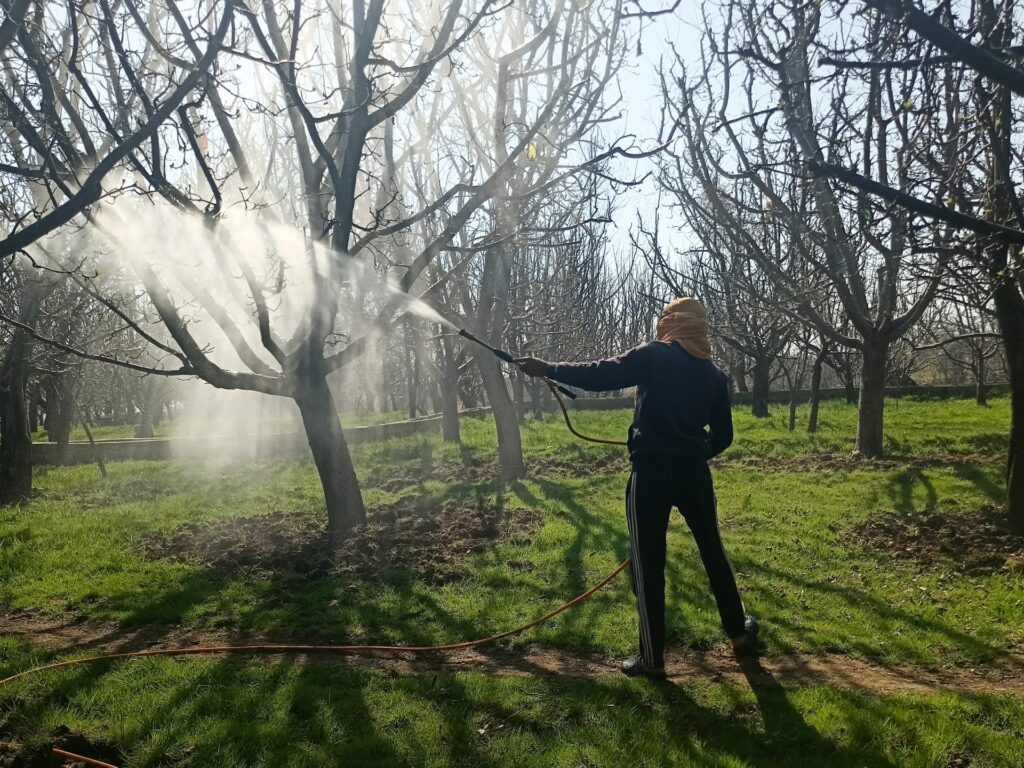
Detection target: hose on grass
<box><xmin>8</xmin><ymin>368</ymin><xmax>631</xmax><ymax>768</ymax></box>
<box><xmin>52</xmin><ymin>748</ymin><xmax>119</xmax><ymax>768</ymax></box>
<box><xmin>3</xmin><ymin>557</ymin><xmax>629</xmax><ymax>688</ymax></box>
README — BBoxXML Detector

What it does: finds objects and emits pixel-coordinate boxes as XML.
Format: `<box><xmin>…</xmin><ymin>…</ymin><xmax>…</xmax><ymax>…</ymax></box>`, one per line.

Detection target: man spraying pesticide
<box><xmin>515</xmin><ymin>297</ymin><xmax>759</xmax><ymax>680</ymax></box>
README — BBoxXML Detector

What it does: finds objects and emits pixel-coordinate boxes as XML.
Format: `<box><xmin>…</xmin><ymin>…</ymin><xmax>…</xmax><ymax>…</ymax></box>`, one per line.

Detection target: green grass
<box><xmin>3</xmin><ymin>395</ymin><xmax>1023</xmax><ymax>766</ymax></box>
<box><xmin>2</xmin><ymin>641</ymin><xmax>1021</xmax><ymax>767</ymax></box>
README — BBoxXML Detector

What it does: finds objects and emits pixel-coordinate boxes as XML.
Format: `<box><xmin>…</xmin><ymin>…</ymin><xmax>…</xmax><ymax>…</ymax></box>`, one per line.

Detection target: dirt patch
<box><xmin>140</xmin><ymin>498</ymin><xmax>542</xmax><ymax>584</ymax></box>
<box><xmin>526</xmin><ymin>452</ymin><xmax>629</xmax><ymax>479</ymax></box>
<box><xmin>4</xmin><ymin>608</ymin><xmax>1024</xmax><ymax>697</ymax></box>
<box><xmin>716</xmin><ymin>452</ymin><xmax>1001</xmax><ymax>474</ymax></box>
<box><xmin>853</xmin><ymin>505</ymin><xmax>1024</xmax><ymax>575</ymax></box>
<box><xmin>0</xmin><ymin>726</ymin><xmax>122</xmax><ymax>768</ymax></box>
<box><xmin>362</xmin><ymin>458</ymin><xmax>499</xmax><ymax>490</ymax></box>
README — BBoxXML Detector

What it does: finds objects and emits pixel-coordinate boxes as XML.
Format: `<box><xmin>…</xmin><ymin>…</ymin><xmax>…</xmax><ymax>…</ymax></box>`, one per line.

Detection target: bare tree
<box><xmin>802</xmin><ymin>0</ymin><xmax>1024</xmax><ymax>531</ymax></box>
<box><xmin>662</xmin><ymin>0</ymin><xmax>949</xmax><ymax>457</ymax></box>
<box><xmin>1</xmin><ymin>0</ymin><xmax>631</xmax><ymax>537</ymax></box>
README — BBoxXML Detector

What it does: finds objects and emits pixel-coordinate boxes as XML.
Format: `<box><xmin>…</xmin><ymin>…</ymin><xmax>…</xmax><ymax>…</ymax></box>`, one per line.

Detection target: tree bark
<box><xmin>528</xmin><ymin>379</ymin><xmax>545</xmax><ymax>419</ymax></box>
<box><xmin>844</xmin><ymin>373</ymin><xmax>857</xmax><ymax>405</ymax></box>
<box><xmin>976</xmin><ymin>352</ymin><xmax>988</xmax><ymax>406</ymax></box>
<box><xmin>475</xmin><ymin>352</ymin><xmax>525</xmax><ymax>479</ymax></box>
<box><xmin>856</xmin><ymin>340</ymin><xmax>889</xmax><ymax>458</ymax></box>
<box><xmin>750</xmin><ymin>358</ymin><xmax>770</xmax><ymax>418</ymax></box>
<box><xmin>808</xmin><ymin>346</ymin><xmax>826</xmax><ymax>434</ymax></box>
<box><xmin>788</xmin><ymin>379</ymin><xmax>799</xmax><ymax>432</ymax></box>
<box><xmin>733</xmin><ymin>357</ymin><xmax>749</xmax><ymax>393</ymax></box>
<box><xmin>0</xmin><ymin>283</ymin><xmax>43</xmax><ymax>505</ymax></box>
<box><xmin>512</xmin><ymin>372</ymin><xmax>525</xmax><ymax>424</ymax></box>
<box><xmin>294</xmin><ymin>372</ymin><xmax>366</xmax><ymax>543</ymax></box>
<box><xmin>991</xmin><ymin>250</ymin><xmax>1024</xmax><ymax>534</ymax></box>
<box><xmin>1001</xmin><ymin>315</ymin><xmax>1024</xmax><ymax>535</ymax></box>
<box><xmin>403</xmin><ymin>318</ymin><xmax>420</xmax><ymax>419</ymax></box>
<box><xmin>977</xmin><ymin>4</ymin><xmax>1022</xmax><ymax>532</ymax></box>
<box><xmin>43</xmin><ymin>370</ymin><xmax>77</xmax><ymax>456</ymax></box>
<box><xmin>135</xmin><ymin>376</ymin><xmax>165</xmax><ymax>438</ymax></box>
<box><xmin>0</xmin><ymin>358</ymin><xmax>33</xmax><ymax>505</ymax></box>
<box><xmin>438</xmin><ymin>336</ymin><xmax>461</xmax><ymax>443</ymax></box>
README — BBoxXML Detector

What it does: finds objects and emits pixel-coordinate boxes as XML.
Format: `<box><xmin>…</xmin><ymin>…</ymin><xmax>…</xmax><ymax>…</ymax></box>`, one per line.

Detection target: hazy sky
<box><xmin>609</xmin><ymin>7</ymin><xmax>705</xmax><ymax>264</ymax></box>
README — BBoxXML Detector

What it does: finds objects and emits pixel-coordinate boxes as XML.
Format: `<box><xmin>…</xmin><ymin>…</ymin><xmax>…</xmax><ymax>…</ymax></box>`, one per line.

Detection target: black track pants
<box><xmin>624</xmin><ymin>463</ymin><xmax>746</xmax><ymax>667</ymax></box>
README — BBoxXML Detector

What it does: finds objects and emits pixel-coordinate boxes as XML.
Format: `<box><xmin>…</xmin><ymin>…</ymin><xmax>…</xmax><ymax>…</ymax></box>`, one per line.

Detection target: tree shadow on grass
<box><xmin>950</xmin><ymin>463</ymin><xmax>1004</xmax><ymax>505</ymax></box>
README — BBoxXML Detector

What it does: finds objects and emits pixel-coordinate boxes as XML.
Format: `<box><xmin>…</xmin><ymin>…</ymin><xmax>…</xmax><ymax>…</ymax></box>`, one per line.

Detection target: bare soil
<box><xmin>853</xmin><ymin>504</ymin><xmax>1024</xmax><ymax>575</ymax></box>
<box><xmin>140</xmin><ymin>498</ymin><xmax>542</xmax><ymax>584</ymax></box>
<box><xmin>359</xmin><ymin>451</ymin><xmax>1003</xmax><ymax>490</ymax></box>
<box><xmin>0</xmin><ymin>726</ymin><xmax>121</xmax><ymax>768</ymax></box>
<box><xmin>715</xmin><ymin>452</ymin><xmax>1001</xmax><ymax>474</ymax></box>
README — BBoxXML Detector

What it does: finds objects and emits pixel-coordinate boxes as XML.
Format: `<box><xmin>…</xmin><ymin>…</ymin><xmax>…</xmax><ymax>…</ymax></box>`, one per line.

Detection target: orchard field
<box><xmin>2</xmin><ymin>396</ymin><xmax>1023</xmax><ymax>767</ymax></box>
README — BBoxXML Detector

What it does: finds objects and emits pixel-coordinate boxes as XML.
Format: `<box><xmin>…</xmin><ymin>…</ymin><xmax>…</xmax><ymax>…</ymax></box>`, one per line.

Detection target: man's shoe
<box><xmin>731</xmin><ymin>615</ymin><xmax>760</xmax><ymax>657</ymax></box>
<box><xmin>621</xmin><ymin>656</ymin><xmax>667</xmax><ymax>680</ymax></box>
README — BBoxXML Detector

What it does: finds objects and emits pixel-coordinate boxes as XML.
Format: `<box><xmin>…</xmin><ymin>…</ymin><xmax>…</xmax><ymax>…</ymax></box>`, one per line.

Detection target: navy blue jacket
<box><xmin>547</xmin><ymin>341</ymin><xmax>733</xmax><ymax>465</ymax></box>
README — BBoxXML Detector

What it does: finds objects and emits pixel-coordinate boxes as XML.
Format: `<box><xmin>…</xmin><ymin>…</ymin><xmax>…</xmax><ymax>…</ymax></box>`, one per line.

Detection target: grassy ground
<box><xmin>3</xmin><ymin>395</ymin><xmax>1023</xmax><ymax>766</ymax></box>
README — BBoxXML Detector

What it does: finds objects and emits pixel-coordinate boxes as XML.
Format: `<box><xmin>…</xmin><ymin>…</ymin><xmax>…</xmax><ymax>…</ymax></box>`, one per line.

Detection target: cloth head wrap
<box><xmin>656</xmin><ymin>297</ymin><xmax>712</xmax><ymax>360</ymax></box>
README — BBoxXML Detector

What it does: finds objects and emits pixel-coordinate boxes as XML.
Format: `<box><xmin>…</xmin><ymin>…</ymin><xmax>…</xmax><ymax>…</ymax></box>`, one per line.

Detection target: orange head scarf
<box><xmin>656</xmin><ymin>297</ymin><xmax>712</xmax><ymax>359</ymax></box>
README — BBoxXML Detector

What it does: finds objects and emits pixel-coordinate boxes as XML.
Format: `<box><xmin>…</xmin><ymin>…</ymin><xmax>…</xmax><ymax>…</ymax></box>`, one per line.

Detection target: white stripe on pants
<box><xmin>626</xmin><ymin>472</ymin><xmax>655</xmax><ymax>666</ymax></box>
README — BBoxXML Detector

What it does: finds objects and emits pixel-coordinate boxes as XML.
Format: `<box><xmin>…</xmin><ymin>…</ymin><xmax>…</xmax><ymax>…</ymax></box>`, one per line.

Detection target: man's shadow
<box><xmin>647</xmin><ymin>656</ymin><xmax>902</xmax><ymax>767</ymax></box>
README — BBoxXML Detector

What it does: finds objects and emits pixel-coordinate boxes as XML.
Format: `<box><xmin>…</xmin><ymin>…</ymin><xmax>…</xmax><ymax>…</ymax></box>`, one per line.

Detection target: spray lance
<box><xmin>457</xmin><ymin>328</ymin><xmax>578</xmax><ymax>400</ymax></box>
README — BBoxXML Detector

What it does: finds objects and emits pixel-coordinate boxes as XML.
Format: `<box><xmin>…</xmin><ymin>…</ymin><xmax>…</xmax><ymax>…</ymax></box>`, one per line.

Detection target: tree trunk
<box><xmin>43</xmin><ymin>370</ymin><xmax>77</xmax><ymax>454</ymax></box>
<box><xmin>733</xmin><ymin>356</ymin><xmax>749</xmax><ymax>393</ymax></box>
<box><xmin>476</xmin><ymin>352</ymin><xmax>525</xmax><ymax>479</ymax></box>
<box><xmin>991</xmin><ymin>250</ymin><xmax>1024</xmax><ymax>534</ymax></box>
<box><xmin>403</xmin><ymin>318</ymin><xmax>420</xmax><ymax>420</ymax></box>
<box><xmin>528</xmin><ymin>379</ymin><xmax>544</xmax><ymax>419</ymax></box>
<box><xmin>294</xmin><ymin>373</ymin><xmax>366</xmax><ymax>543</ymax></box>
<box><xmin>750</xmin><ymin>358</ymin><xmax>770</xmax><ymax>418</ymax></box>
<box><xmin>379</xmin><ymin>359</ymin><xmax>391</xmax><ymax>413</ymax></box>
<box><xmin>855</xmin><ymin>340</ymin><xmax>889</xmax><ymax>458</ymax></box>
<box><xmin>0</xmin><ymin>353</ymin><xmax>33</xmax><ymax>505</ymax></box>
<box><xmin>808</xmin><ymin>346</ymin><xmax>825</xmax><ymax>434</ymax></box>
<box><xmin>844</xmin><ymin>374</ymin><xmax>857</xmax><ymax>404</ymax></box>
<box><xmin>458</xmin><ymin>379</ymin><xmax>478</xmax><ymax>409</ymax></box>
<box><xmin>0</xmin><ymin>283</ymin><xmax>43</xmax><ymax>505</ymax></box>
<box><xmin>788</xmin><ymin>380</ymin><xmax>798</xmax><ymax>433</ymax></box>
<box><xmin>136</xmin><ymin>376</ymin><xmax>164</xmax><ymax>438</ymax></box>
<box><xmin>831</xmin><ymin>354</ymin><xmax>858</xmax><ymax>404</ymax></box>
<box><xmin>438</xmin><ymin>336</ymin><xmax>461</xmax><ymax>443</ymax></box>
<box><xmin>976</xmin><ymin>352</ymin><xmax>988</xmax><ymax>407</ymax></box>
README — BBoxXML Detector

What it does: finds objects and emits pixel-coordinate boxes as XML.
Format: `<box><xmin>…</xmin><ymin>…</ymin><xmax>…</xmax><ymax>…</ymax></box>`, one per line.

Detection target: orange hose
<box><xmin>52</xmin><ymin>747</ymin><xmax>119</xmax><ymax>768</ymax></box>
<box><xmin>1</xmin><ymin>559</ymin><xmax>628</xmax><ymax>687</ymax></box>
<box><xmin>4</xmin><ymin>376</ymin><xmax>631</xmax><ymax>768</ymax></box>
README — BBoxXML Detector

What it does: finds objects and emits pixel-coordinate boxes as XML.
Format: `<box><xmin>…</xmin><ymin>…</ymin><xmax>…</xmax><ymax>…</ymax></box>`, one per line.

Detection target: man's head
<box><xmin>656</xmin><ymin>297</ymin><xmax>712</xmax><ymax>359</ymax></box>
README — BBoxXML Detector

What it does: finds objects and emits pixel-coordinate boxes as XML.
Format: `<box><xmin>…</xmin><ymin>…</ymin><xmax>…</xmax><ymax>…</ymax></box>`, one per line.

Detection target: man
<box><xmin>516</xmin><ymin>297</ymin><xmax>758</xmax><ymax>680</ymax></box>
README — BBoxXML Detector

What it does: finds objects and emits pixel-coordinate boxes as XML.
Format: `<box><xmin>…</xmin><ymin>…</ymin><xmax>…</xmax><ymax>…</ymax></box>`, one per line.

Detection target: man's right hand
<box><xmin>515</xmin><ymin>357</ymin><xmax>550</xmax><ymax>377</ymax></box>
